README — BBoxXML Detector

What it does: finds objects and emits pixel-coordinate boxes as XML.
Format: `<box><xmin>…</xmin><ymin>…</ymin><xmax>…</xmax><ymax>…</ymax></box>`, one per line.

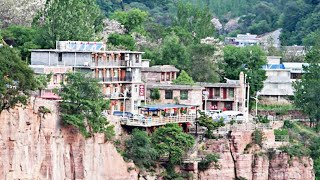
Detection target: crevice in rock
<box><xmin>69</xmin><ymin>144</ymin><xmax>76</xmax><ymax>180</ymax></box>
<box><xmin>228</xmin><ymin>133</ymin><xmax>238</xmax><ymax>179</ymax></box>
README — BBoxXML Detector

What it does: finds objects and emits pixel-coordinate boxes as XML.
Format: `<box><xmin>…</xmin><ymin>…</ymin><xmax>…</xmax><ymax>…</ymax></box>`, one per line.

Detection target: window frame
<box><xmin>165</xmin><ymin>90</ymin><xmax>173</xmax><ymax>99</ymax></box>
<box><xmin>180</xmin><ymin>90</ymin><xmax>188</xmax><ymax>100</ymax></box>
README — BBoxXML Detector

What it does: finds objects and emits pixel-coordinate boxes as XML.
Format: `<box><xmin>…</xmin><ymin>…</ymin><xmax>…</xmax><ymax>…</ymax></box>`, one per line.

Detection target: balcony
<box><xmin>207</xmin><ymin>96</ymin><xmax>235</xmax><ymax>101</ymax></box>
<box><xmin>120</xmin><ymin>114</ymin><xmax>196</xmax><ymax>127</ymax></box>
<box><xmin>105</xmin><ymin>92</ymin><xmax>131</xmax><ymax>99</ymax></box>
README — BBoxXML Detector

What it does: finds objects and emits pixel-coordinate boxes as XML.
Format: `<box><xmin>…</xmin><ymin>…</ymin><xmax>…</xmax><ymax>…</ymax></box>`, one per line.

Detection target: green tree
<box><xmin>160</xmin><ymin>33</ymin><xmax>189</xmax><ymax>71</ymax></box>
<box><xmin>198</xmin><ymin>111</ymin><xmax>224</xmax><ymax>138</ymax></box>
<box><xmin>222</xmin><ymin>45</ymin><xmax>267</xmax><ymax>98</ymax></box>
<box><xmin>59</xmin><ymin>72</ymin><xmax>114</xmax><ymax>139</ymax></box>
<box><xmin>107</xmin><ymin>33</ymin><xmax>136</xmax><ymax>50</ymax></box>
<box><xmin>188</xmin><ymin>44</ymin><xmax>220</xmax><ymax>83</ymax></box>
<box><xmin>293</xmin><ymin>46</ymin><xmax>320</xmax><ymax>128</ymax></box>
<box><xmin>110</xmin><ymin>8</ymin><xmax>148</xmax><ymax>33</ymax></box>
<box><xmin>150</xmin><ymin>88</ymin><xmax>160</xmax><ymax>100</ymax></box>
<box><xmin>33</xmin><ymin>0</ymin><xmax>103</xmax><ymax>48</ymax></box>
<box><xmin>1</xmin><ymin>25</ymin><xmax>40</xmax><ymax>61</ymax></box>
<box><xmin>174</xmin><ymin>1</ymin><xmax>215</xmax><ymax>42</ymax></box>
<box><xmin>34</xmin><ymin>74</ymin><xmax>52</xmax><ymax>97</ymax></box>
<box><xmin>172</xmin><ymin>70</ymin><xmax>194</xmax><ymax>85</ymax></box>
<box><xmin>151</xmin><ymin>124</ymin><xmax>194</xmax><ymax>172</ymax></box>
<box><xmin>0</xmin><ymin>46</ymin><xmax>37</xmax><ymax>112</ymax></box>
<box><xmin>124</xmin><ymin>129</ymin><xmax>158</xmax><ymax>169</ymax></box>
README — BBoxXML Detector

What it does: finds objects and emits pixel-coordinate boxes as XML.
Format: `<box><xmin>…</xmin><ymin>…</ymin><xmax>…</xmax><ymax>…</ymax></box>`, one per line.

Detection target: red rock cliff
<box><xmin>0</xmin><ymin>98</ymin><xmax>137</xmax><ymax>179</ymax></box>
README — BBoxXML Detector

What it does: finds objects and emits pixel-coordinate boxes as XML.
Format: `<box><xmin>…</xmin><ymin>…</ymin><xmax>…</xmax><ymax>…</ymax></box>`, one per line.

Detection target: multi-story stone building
<box><xmin>141</xmin><ymin>60</ymin><xmax>179</xmax><ymax>84</ymax></box>
<box><xmin>29</xmin><ymin>41</ymin><xmax>144</xmax><ymax>114</ymax></box>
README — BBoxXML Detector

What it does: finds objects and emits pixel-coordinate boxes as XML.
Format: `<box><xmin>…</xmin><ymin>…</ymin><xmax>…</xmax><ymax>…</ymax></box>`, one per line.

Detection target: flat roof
<box><xmin>147</xmin><ymin>83</ymin><xmax>204</xmax><ymax>90</ymax></box>
<box><xmin>142</xmin><ymin>65</ymin><xmax>179</xmax><ymax>72</ymax></box>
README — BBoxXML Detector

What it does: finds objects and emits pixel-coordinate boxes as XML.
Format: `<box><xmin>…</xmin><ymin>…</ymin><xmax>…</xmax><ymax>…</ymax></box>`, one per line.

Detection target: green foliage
<box><xmin>222</xmin><ymin>45</ymin><xmax>267</xmax><ymax>100</ymax></box>
<box><xmin>174</xmin><ymin>1</ymin><xmax>215</xmax><ymax>42</ymax></box>
<box><xmin>188</xmin><ymin>44</ymin><xmax>220</xmax><ymax>83</ymax></box>
<box><xmin>293</xmin><ymin>46</ymin><xmax>320</xmax><ymax>127</ymax></box>
<box><xmin>107</xmin><ymin>33</ymin><xmax>136</xmax><ymax>50</ymax></box>
<box><xmin>34</xmin><ymin>73</ymin><xmax>52</xmax><ymax>96</ymax></box>
<box><xmin>151</xmin><ymin>124</ymin><xmax>194</xmax><ymax>167</ymax></box>
<box><xmin>150</xmin><ymin>88</ymin><xmax>160</xmax><ymax>100</ymax></box>
<box><xmin>252</xmin><ymin>129</ymin><xmax>264</xmax><ymax>147</ymax></box>
<box><xmin>256</xmin><ymin>115</ymin><xmax>270</xmax><ymax>124</ymax></box>
<box><xmin>0</xmin><ymin>46</ymin><xmax>37</xmax><ymax>112</ymax></box>
<box><xmin>279</xmin><ymin>144</ymin><xmax>311</xmax><ymax>158</ymax></box>
<box><xmin>160</xmin><ymin>33</ymin><xmax>189</xmax><ymax>71</ymax></box>
<box><xmin>59</xmin><ymin>72</ymin><xmax>114</xmax><ymax>139</ymax></box>
<box><xmin>1</xmin><ymin>25</ymin><xmax>40</xmax><ymax>61</ymax></box>
<box><xmin>172</xmin><ymin>70</ymin><xmax>194</xmax><ymax>85</ymax></box>
<box><xmin>124</xmin><ymin>129</ymin><xmax>158</xmax><ymax>169</ymax></box>
<box><xmin>110</xmin><ymin>8</ymin><xmax>148</xmax><ymax>33</ymax></box>
<box><xmin>198</xmin><ymin>153</ymin><xmax>220</xmax><ymax>171</ymax></box>
<box><xmin>33</xmin><ymin>0</ymin><xmax>103</xmax><ymax>48</ymax></box>
<box><xmin>198</xmin><ymin>111</ymin><xmax>225</xmax><ymax>139</ymax></box>
<box><xmin>274</xmin><ymin>129</ymin><xmax>288</xmax><ymax>136</ymax></box>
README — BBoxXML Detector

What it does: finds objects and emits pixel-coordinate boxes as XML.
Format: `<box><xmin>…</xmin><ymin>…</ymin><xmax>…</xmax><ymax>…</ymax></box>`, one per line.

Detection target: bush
<box><xmin>198</xmin><ymin>153</ymin><xmax>220</xmax><ymax>171</ymax></box>
<box><xmin>256</xmin><ymin>115</ymin><xmax>270</xmax><ymax>124</ymax></box>
<box><xmin>283</xmin><ymin>120</ymin><xmax>294</xmax><ymax>129</ymax></box>
<box><xmin>274</xmin><ymin>129</ymin><xmax>289</xmax><ymax>136</ymax></box>
<box><xmin>279</xmin><ymin>144</ymin><xmax>311</xmax><ymax>158</ymax></box>
<box><xmin>252</xmin><ymin>130</ymin><xmax>264</xmax><ymax>147</ymax></box>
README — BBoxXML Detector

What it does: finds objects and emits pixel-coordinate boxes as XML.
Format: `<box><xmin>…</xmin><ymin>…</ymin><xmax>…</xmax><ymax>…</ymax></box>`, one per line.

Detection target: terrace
<box><xmin>120</xmin><ymin>104</ymin><xmax>198</xmax><ymax>127</ymax></box>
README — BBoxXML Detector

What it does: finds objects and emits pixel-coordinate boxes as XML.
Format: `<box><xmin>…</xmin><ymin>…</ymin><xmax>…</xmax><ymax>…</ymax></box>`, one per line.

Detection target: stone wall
<box><xmin>0</xmin><ymin>98</ymin><xmax>137</xmax><ymax>179</ymax></box>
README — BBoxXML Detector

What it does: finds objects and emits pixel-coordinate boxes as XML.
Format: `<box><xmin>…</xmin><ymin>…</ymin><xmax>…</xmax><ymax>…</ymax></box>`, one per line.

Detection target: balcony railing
<box><xmin>120</xmin><ymin>114</ymin><xmax>196</xmax><ymax>127</ymax></box>
<box><xmin>207</xmin><ymin>96</ymin><xmax>235</xmax><ymax>101</ymax></box>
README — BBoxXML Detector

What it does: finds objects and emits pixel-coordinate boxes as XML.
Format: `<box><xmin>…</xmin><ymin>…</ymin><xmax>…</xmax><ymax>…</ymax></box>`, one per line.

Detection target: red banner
<box><xmin>139</xmin><ymin>85</ymin><xmax>145</xmax><ymax>96</ymax></box>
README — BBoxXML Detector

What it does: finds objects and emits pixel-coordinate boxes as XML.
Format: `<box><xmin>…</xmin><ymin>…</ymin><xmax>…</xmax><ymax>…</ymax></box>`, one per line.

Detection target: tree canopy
<box><xmin>33</xmin><ymin>0</ymin><xmax>103</xmax><ymax>48</ymax></box>
<box><xmin>222</xmin><ymin>45</ymin><xmax>267</xmax><ymax>98</ymax></box>
<box><xmin>293</xmin><ymin>46</ymin><xmax>320</xmax><ymax>129</ymax></box>
<box><xmin>172</xmin><ymin>70</ymin><xmax>194</xmax><ymax>85</ymax></box>
<box><xmin>124</xmin><ymin>129</ymin><xmax>158</xmax><ymax>169</ymax></box>
<box><xmin>0</xmin><ymin>46</ymin><xmax>37</xmax><ymax>112</ymax></box>
<box><xmin>59</xmin><ymin>72</ymin><xmax>114</xmax><ymax>139</ymax></box>
<box><xmin>151</xmin><ymin>124</ymin><xmax>194</xmax><ymax>168</ymax></box>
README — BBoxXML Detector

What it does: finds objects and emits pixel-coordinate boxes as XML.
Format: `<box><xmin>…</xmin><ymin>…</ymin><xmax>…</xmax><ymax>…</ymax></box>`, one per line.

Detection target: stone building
<box><xmin>146</xmin><ymin>83</ymin><xmax>204</xmax><ymax>107</ymax></box>
<box><xmin>141</xmin><ymin>60</ymin><xmax>179</xmax><ymax>84</ymax></box>
<box><xmin>199</xmin><ymin>79</ymin><xmax>246</xmax><ymax>112</ymax></box>
<box><xmin>29</xmin><ymin>41</ymin><xmax>145</xmax><ymax>114</ymax></box>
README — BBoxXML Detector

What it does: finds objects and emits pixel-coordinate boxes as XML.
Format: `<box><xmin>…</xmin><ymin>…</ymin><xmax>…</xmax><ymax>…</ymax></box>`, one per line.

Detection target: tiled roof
<box><xmin>142</xmin><ymin>65</ymin><xmax>179</xmax><ymax>72</ymax></box>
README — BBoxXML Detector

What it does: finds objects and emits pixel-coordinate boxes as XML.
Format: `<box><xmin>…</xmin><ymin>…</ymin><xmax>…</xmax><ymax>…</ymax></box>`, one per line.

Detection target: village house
<box><xmin>141</xmin><ymin>60</ymin><xmax>179</xmax><ymax>84</ymax></box>
<box><xmin>29</xmin><ymin>41</ymin><xmax>145</xmax><ymax>114</ymax></box>
<box><xmin>145</xmin><ymin>83</ymin><xmax>204</xmax><ymax>107</ymax></box>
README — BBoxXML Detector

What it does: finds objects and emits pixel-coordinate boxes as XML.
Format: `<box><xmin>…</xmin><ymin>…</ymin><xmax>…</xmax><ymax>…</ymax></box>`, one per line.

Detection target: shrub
<box><xmin>252</xmin><ymin>130</ymin><xmax>264</xmax><ymax>147</ymax></box>
<box><xmin>279</xmin><ymin>144</ymin><xmax>311</xmax><ymax>158</ymax></box>
<box><xmin>256</xmin><ymin>115</ymin><xmax>270</xmax><ymax>123</ymax></box>
<box><xmin>274</xmin><ymin>129</ymin><xmax>289</xmax><ymax>136</ymax></box>
<box><xmin>198</xmin><ymin>153</ymin><xmax>220</xmax><ymax>171</ymax></box>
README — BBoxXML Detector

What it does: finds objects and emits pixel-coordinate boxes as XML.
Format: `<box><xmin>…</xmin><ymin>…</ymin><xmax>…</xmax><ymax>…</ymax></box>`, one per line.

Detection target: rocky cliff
<box><xmin>0</xmin><ymin>98</ymin><xmax>137</xmax><ymax>179</ymax></box>
<box><xmin>199</xmin><ymin>131</ymin><xmax>315</xmax><ymax>180</ymax></box>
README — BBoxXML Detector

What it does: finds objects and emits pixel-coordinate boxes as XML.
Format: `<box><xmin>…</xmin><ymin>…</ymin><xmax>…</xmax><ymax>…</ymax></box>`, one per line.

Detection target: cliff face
<box><xmin>199</xmin><ymin>132</ymin><xmax>315</xmax><ymax>180</ymax></box>
<box><xmin>0</xmin><ymin>98</ymin><xmax>137</xmax><ymax>179</ymax></box>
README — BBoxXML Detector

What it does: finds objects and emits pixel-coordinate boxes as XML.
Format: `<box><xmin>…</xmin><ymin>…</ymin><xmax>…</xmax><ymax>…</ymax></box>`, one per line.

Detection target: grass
<box><xmin>257</xmin><ymin>104</ymin><xmax>297</xmax><ymax>111</ymax></box>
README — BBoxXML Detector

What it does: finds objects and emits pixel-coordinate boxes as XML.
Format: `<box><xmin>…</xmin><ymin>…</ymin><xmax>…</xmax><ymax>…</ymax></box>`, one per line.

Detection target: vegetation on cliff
<box><xmin>0</xmin><ymin>46</ymin><xmax>37</xmax><ymax>112</ymax></box>
<box><xmin>59</xmin><ymin>72</ymin><xmax>114</xmax><ymax>139</ymax></box>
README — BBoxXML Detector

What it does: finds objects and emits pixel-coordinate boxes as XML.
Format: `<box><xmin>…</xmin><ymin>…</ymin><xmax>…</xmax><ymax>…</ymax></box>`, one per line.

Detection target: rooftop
<box><xmin>31</xmin><ymin>49</ymin><xmax>144</xmax><ymax>54</ymax></box>
<box><xmin>197</xmin><ymin>81</ymin><xmax>241</xmax><ymax>88</ymax></box>
<box><xmin>142</xmin><ymin>65</ymin><xmax>179</xmax><ymax>72</ymax></box>
<box><xmin>147</xmin><ymin>83</ymin><xmax>204</xmax><ymax>90</ymax></box>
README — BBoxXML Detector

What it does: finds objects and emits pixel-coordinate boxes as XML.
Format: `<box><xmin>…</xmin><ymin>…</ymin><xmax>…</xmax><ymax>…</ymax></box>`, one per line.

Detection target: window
<box><xmin>180</xmin><ymin>90</ymin><xmax>188</xmax><ymax>100</ymax></box>
<box><xmin>134</xmin><ymin>101</ymin><xmax>138</xmax><ymax>110</ymax></box>
<box><xmin>135</xmin><ymin>54</ymin><xmax>139</xmax><ymax>63</ymax></box>
<box><xmin>58</xmin><ymin>53</ymin><xmax>62</xmax><ymax>62</ymax></box>
<box><xmin>214</xmin><ymin>88</ymin><xmax>220</xmax><ymax>97</ymax></box>
<box><xmin>228</xmin><ymin>88</ymin><xmax>234</xmax><ymax>98</ymax></box>
<box><xmin>53</xmin><ymin>75</ymin><xmax>58</xmax><ymax>84</ymax></box>
<box><xmin>165</xmin><ymin>90</ymin><xmax>173</xmax><ymax>99</ymax></box>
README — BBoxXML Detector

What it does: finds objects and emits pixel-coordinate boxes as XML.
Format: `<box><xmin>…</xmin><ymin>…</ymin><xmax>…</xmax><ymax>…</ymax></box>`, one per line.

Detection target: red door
<box><xmin>223</xmin><ymin>88</ymin><xmax>227</xmax><ymax>99</ymax></box>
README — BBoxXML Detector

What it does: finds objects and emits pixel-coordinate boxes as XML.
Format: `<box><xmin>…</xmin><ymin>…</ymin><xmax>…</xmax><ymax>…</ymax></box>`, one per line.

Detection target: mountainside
<box><xmin>0</xmin><ymin>98</ymin><xmax>315</xmax><ymax>179</ymax></box>
<box><xmin>0</xmin><ymin>98</ymin><xmax>137</xmax><ymax>179</ymax></box>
